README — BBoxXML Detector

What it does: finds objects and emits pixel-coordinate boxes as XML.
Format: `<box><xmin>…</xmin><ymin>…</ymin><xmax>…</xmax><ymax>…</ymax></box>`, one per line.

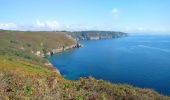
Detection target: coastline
<box><xmin>43</xmin><ymin>42</ymin><xmax>84</xmax><ymax>75</ymax></box>
<box><xmin>43</xmin><ymin>36</ymin><xmax>126</xmax><ymax>77</ymax></box>
<box><xmin>46</xmin><ymin>37</ymin><xmax>170</xmax><ymax>96</ymax></box>
<box><xmin>47</xmin><ymin>43</ymin><xmax>83</xmax><ymax>56</ymax></box>
<box><xmin>0</xmin><ymin>30</ymin><xmax>169</xmax><ymax>99</ymax></box>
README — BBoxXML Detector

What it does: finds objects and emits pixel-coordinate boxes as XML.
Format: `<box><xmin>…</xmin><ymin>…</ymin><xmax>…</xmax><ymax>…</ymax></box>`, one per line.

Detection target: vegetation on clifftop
<box><xmin>68</xmin><ymin>31</ymin><xmax>128</xmax><ymax>40</ymax></box>
<box><xmin>0</xmin><ymin>30</ymin><xmax>169</xmax><ymax>100</ymax></box>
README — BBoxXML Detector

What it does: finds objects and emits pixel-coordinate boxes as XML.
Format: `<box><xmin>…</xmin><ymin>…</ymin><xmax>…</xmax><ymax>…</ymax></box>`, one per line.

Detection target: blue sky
<box><xmin>0</xmin><ymin>0</ymin><xmax>170</xmax><ymax>33</ymax></box>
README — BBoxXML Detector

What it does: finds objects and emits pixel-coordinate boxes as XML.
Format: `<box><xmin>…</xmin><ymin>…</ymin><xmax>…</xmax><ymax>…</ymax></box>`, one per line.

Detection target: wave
<box><xmin>138</xmin><ymin>45</ymin><xmax>170</xmax><ymax>53</ymax></box>
<box><xmin>138</xmin><ymin>41</ymin><xmax>170</xmax><ymax>43</ymax></box>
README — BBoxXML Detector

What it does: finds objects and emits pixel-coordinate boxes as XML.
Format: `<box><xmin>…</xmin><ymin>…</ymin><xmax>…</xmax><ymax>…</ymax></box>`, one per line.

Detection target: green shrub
<box><xmin>24</xmin><ymin>86</ymin><xmax>33</xmax><ymax>95</ymax></box>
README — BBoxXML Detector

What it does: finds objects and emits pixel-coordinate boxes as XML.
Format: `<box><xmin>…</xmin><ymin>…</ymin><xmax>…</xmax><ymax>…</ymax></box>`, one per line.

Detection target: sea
<box><xmin>48</xmin><ymin>35</ymin><xmax>170</xmax><ymax>95</ymax></box>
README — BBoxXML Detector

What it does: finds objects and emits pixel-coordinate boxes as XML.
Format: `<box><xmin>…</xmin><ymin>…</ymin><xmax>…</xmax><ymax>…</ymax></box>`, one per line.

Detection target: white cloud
<box><xmin>36</xmin><ymin>20</ymin><xmax>61</xmax><ymax>31</ymax></box>
<box><xmin>112</xmin><ymin>8</ymin><xmax>119</xmax><ymax>14</ymax></box>
<box><xmin>1</xmin><ymin>21</ymin><xmax>170</xmax><ymax>34</ymax></box>
<box><xmin>64</xmin><ymin>24</ymin><xmax>91</xmax><ymax>31</ymax></box>
<box><xmin>111</xmin><ymin>8</ymin><xmax>119</xmax><ymax>20</ymax></box>
<box><xmin>0</xmin><ymin>23</ymin><xmax>17</xmax><ymax>30</ymax></box>
<box><xmin>36</xmin><ymin>20</ymin><xmax>45</xmax><ymax>27</ymax></box>
<box><xmin>0</xmin><ymin>21</ymin><xmax>62</xmax><ymax>31</ymax></box>
<box><xmin>123</xmin><ymin>26</ymin><xmax>170</xmax><ymax>34</ymax></box>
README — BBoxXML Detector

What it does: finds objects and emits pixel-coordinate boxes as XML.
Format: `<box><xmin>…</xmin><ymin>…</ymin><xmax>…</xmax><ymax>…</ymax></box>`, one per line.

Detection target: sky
<box><xmin>0</xmin><ymin>0</ymin><xmax>170</xmax><ymax>34</ymax></box>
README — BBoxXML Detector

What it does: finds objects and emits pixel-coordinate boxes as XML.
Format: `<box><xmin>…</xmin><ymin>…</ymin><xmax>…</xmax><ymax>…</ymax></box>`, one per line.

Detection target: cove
<box><xmin>48</xmin><ymin>35</ymin><xmax>170</xmax><ymax>95</ymax></box>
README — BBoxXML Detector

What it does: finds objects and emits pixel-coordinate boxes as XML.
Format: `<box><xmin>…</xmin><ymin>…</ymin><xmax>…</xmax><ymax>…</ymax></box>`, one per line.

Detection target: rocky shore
<box><xmin>47</xmin><ymin>43</ymin><xmax>83</xmax><ymax>56</ymax></box>
<box><xmin>34</xmin><ymin>43</ymin><xmax>83</xmax><ymax>57</ymax></box>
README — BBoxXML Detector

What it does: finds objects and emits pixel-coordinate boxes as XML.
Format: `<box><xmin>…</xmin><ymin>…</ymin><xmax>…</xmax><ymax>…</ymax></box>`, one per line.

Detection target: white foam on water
<box><xmin>138</xmin><ymin>45</ymin><xmax>170</xmax><ymax>53</ymax></box>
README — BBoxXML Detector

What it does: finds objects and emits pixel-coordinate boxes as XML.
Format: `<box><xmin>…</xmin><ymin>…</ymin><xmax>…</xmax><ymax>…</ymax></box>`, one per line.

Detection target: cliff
<box><xmin>0</xmin><ymin>30</ymin><xmax>77</xmax><ymax>57</ymax></box>
<box><xmin>68</xmin><ymin>31</ymin><xmax>128</xmax><ymax>40</ymax></box>
<box><xmin>0</xmin><ymin>30</ymin><xmax>169</xmax><ymax>100</ymax></box>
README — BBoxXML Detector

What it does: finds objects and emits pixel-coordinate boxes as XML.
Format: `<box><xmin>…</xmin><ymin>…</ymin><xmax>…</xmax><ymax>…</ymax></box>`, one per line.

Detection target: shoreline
<box><xmin>43</xmin><ymin>42</ymin><xmax>84</xmax><ymax>75</ymax></box>
<box><xmin>47</xmin><ymin>43</ymin><xmax>83</xmax><ymax>56</ymax></box>
<box><xmin>45</xmin><ymin>38</ymin><xmax>170</xmax><ymax>96</ymax></box>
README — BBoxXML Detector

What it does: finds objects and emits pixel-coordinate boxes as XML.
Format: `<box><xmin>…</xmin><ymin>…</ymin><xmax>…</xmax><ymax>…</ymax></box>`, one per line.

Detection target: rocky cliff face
<box><xmin>68</xmin><ymin>31</ymin><xmax>128</xmax><ymax>40</ymax></box>
<box><xmin>33</xmin><ymin>43</ymin><xmax>84</xmax><ymax>57</ymax></box>
<box><xmin>46</xmin><ymin>43</ymin><xmax>83</xmax><ymax>56</ymax></box>
<box><xmin>31</xmin><ymin>31</ymin><xmax>127</xmax><ymax>57</ymax></box>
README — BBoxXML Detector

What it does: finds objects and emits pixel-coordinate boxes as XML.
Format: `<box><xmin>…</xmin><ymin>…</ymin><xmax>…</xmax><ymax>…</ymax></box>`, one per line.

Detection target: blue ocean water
<box><xmin>48</xmin><ymin>35</ymin><xmax>170</xmax><ymax>95</ymax></box>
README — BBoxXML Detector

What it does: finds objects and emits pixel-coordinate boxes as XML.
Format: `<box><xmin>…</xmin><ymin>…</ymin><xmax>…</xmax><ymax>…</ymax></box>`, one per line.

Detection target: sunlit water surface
<box><xmin>48</xmin><ymin>35</ymin><xmax>170</xmax><ymax>95</ymax></box>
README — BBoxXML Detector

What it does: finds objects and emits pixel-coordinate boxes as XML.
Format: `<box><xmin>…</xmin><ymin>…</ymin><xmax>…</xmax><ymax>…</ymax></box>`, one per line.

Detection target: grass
<box><xmin>57</xmin><ymin>77</ymin><xmax>169</xmax><ymax>100</ymax></box>
<box><xmin>0</xmin><ymin>56</ymin><xmax>62</xmax><ymax>99</ymax></box>
<box><xmin>0</xmin><ymin>30</ymin><xmax>76</xmax><ymax>58</ymax></box>
<box><xmin>0</xmin><ymin>56</ymin><xmax>53</xmax><ymax>77</ymax></box>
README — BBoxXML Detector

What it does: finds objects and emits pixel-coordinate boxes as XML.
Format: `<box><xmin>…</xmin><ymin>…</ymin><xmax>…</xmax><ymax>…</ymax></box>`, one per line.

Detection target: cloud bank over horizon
<box><xmin>0</xmin><ymin>21</ymin><xmax>169</xmax><ymax>34</ymax></box>
<box><xmin>0</xmin><ymin>0</ymin><xmax>169</xmax><ymax>34</ymax></box>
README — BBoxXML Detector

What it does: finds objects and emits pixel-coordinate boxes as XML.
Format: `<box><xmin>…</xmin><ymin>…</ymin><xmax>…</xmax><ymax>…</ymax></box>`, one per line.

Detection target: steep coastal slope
<box><xmin>68</xmin><ymin>31</ymin><xmax>128</xmax><ymax>40</ymax></box>
<box><xmin>0</xmin><ymin>30</ymin><xmax>76</xmax><ymax>57</ymax></box>
<box><xmin>0</xmin><ymin>30</ymin><xmax>169</xmax><ymax>100</ymax></box>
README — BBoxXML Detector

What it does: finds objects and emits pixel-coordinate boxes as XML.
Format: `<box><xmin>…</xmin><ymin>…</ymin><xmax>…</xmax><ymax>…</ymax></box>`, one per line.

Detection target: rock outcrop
<box><xmin>68</xmin><ymin>31</ymin><xmax>128</xmax><ymax>40</ymax></box>
<box><xmin>47</xmin><ymin>43</ymin><xmax>83</xmax><ymax>56</ymax></box>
